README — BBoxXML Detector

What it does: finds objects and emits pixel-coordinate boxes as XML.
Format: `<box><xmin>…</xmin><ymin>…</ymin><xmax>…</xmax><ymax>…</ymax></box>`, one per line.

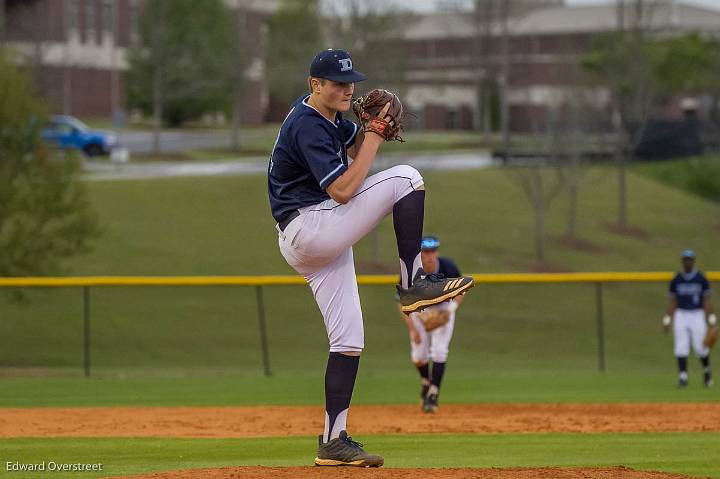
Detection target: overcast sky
<box><xmin>404</xmin><ymin>0</ymin><xmax>720</xmax><ymax>12</ymax></box>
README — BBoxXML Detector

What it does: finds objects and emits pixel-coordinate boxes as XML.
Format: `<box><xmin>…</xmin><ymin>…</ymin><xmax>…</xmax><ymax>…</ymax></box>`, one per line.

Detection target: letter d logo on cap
<box><xmin>338</xmin><ymin>58</ymin><xmax>353</xmax><ymax>71</ymax></box>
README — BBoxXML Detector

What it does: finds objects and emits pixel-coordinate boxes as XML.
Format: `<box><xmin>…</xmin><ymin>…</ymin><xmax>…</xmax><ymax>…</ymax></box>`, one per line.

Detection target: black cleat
<box><xmin>314</xmin><ymin>431</ymin><xmax>384</xmax><ymax>467</ymax></box>
<box><xmin>677</xmin><ymin>378</ymin><xmax>688</xmax><ymax>389</ymax></box>
<box><xmin>397</xmin><ymin>269</ymin><xmax>474</xmax><ymax>314</ymax></box>
<box><xmin>422</xmin><ymin>393</ymin><xmax>439</xmax><ymax>413</ymax></box>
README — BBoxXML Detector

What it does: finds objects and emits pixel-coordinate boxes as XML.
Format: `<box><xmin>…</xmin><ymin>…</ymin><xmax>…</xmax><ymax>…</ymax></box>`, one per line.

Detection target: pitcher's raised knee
<box><xmin>389</xmin><ymin>164</ymin><xmax>424</xmax><ymax>191</ymax></box>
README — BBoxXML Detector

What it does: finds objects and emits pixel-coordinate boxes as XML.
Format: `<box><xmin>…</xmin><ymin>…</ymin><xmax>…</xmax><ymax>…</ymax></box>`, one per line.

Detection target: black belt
<box><xmin>278</xmin><ymin>210</ymin><xmax>300</xmax><ymax>232</ymax></box>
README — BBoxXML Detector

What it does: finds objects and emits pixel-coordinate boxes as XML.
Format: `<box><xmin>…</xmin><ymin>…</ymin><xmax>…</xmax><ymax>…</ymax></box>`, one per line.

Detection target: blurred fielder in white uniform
<box><xmin>398</xmin><ymin>235</ymin><xmax>466</xmax><ymax>412</ymax></box>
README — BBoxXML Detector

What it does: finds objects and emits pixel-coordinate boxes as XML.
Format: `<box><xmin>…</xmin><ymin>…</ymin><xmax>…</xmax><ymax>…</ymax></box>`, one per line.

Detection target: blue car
<box><xmin>42</xmin><ymin>115</ymin><xmax>118</xmax><ymax>157</ymax></box>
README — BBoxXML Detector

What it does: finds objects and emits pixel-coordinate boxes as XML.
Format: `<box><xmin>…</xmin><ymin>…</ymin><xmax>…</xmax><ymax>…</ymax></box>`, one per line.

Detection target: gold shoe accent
<box><xmin>314</xmin><ymin>457</ymin><xmax>383</xmax><ymax>467</ymax></box>
<box><xmin>401</xmin><ymin>280</ymin><xmax>474</xmax><ymax>313</ymax></box>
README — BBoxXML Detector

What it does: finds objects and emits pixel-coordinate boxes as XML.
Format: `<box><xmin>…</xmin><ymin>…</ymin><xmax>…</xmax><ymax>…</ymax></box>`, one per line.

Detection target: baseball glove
<box><xmin>704</xmin><ymin>325</ymin><xmax>718</xmax><ymax>349</ymax></box>
<box><xmin>419</xmin><ymin>308</ymin><xmax>451</xmax><ymax>332</ymax></box>
<box><xmin>352</xmin><ymin>89</ymin><xmax>404</xmax><ymax>142</ymax></box>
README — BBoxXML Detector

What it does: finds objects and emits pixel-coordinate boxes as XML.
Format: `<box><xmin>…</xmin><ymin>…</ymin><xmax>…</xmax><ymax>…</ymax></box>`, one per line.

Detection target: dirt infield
<box><xmin>2</xmin><ymin>402</ymin><xmax>719</xmax><ymax>438</ymax></box>
<box><xmin>5</xmin><ymin>404</ymin><xmax>715</xmax><ymax>479</ymax></box>
<box><xmin>115</xmin><ymin>465</ymin><xmax>702</xmax><ymax>479</ymax></box>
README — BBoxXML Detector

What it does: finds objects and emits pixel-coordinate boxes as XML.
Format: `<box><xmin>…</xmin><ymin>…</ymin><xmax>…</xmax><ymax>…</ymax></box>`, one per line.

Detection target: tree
<box><xmin>505</xmin><ymin>103</ymin><xmax>564</xmax><ymax>264</ymax></box>
<box><xmin>583</xmin><ymin>4</ymin><xmax>720</xmax><ymax>228</ymax></box>
<box><xmin>0</xmin><ymin>0</ymin><xmax>5</xmax><ymax>44</ymax></box>
<box><xmin>497</xmin><ymin>0</ymin><xmax>511</xmax><ymax>159</ymax></box>
<box><xmin>472</xmin><ymin>0</ymin><xmax>499</xmax><ymax>139</ymax></box>
<box><xmin>509</xmin><ymin>164</ymin><xmax>565</xmax><ymax>264</ymax></box>
<box><xmin>4</xmin><ymin>0</ymin><xmax>50</xmax><ymax>98</ymax></box>
<box><xmin>582</xmin><ymin>0</ymin><xmax>661</xmax><ymax>228</ymax></box>
<box><xmin>653</xmin><ymin>33</ymin><xmax>720</xmax><ymax>147</ymax></box>
<box><xmin>0</xmin><ymin>53</ymin><xmax>99</xmax><ymax>279</ymax></box>
<box><xmin>472</xmin><ymin>1</ymin><xmax>551</xmax><ymax>138</ymax></box>
<box><xmin>551</xmin><ymin>92</ymin><xmax>606</xmax><ymax>242</ymax></box>
<box><xmin>472</xmin><ymin>0</ymin><xmax>512</xmax><ymax>153</ymax></box>
<box><xmin>127</xmin><ymin>0</ymin><xmax>236</xmax><ymax>152</ymax></box>
<box><xmin>653</xmin><ymin>33</ymin><xmax>720</xmax><ymax>100</ymax></box>
<box><xmin>265</xmin><ymin>0</ymin><xmax>323</xmax><ymax>106</ymax></box>
<box><xmin>324</xmin><ymin>0</ymin><xmax>409</xmax><ymax>94</ymax></box>
<box><xmin>506</xmin><ymin>96</ymin><xmax>604</xmax><ymax>263</ymax></box>
<box><xmin>230</xmin><ymin>6</ymin><xmax>250</xmax><ymax>152</ymax></box>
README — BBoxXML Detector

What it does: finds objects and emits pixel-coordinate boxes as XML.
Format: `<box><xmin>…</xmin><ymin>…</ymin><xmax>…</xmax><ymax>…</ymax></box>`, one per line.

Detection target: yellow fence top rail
<box><xmin>0</xmin><ymin>272</ymin><xmax>718</xmax><ymax>287</ymax></box>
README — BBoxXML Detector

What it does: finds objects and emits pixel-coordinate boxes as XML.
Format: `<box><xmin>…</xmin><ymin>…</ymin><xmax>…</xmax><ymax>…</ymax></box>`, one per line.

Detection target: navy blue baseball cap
<box><xmin>309</xmin><ymin>49</ymin><xmax>367</xmax><ymax>83</ymax></box>
<box><xmin>421</xmin><ymin>236</ymin><xmax>440</xmax><ymax>251</ymax></box>
<box><xmin>681</xmin><ymin>249</ymin><xmax>696</xmax><ymax>259</ymax></box>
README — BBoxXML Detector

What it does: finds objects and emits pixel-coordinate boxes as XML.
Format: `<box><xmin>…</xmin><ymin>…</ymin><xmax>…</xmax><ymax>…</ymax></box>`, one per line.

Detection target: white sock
<box><xmin>323</xmin><ymin>409</ymin><xmax>348</xmax><ymax>443</ymax></box>
<box><xmin>399</xmin><ymin>253</ymin><xmax>423</xmax><ymax>289</ymax></box>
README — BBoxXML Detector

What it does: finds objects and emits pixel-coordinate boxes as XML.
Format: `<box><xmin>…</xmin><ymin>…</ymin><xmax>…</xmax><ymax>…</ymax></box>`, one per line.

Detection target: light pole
<box><xmin>0</xmin><ymin>0</ymin><xmax>6</xmax><ymax>45</ymax></box>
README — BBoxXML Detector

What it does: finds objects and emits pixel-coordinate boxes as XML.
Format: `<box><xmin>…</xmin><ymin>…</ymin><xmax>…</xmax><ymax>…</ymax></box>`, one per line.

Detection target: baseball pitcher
<box><xmin>267</xmin><ymin>49</ymin><xmax>474</xmax><ymax>467</ymax></box>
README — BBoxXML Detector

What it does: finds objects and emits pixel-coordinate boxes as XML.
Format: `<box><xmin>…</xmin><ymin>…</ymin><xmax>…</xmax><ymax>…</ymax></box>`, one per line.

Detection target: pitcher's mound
<box><xmin>114</xmin><ymin>465</ymin><xmax>703</xmax><ymax>479</ymax></box>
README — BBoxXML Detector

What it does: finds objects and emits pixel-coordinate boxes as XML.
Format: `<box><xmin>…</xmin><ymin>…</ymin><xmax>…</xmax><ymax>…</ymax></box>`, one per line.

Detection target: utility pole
<box><xmin>500</xmin><ymin>0</ymin><xmax>511</xmax><ymax>160</ymax></box>
<box><xmin>0</xmin><ymin>0</ymin><xmax>6</xmax><ymax>45</ymax></box>
<box><xmin>63</xmin><ymin>0</ymin><xmax>73</xmax><ymax>115</ymax></box>
<box><xmin>231</xmin><ymin>2</ymin><xmax>246</xmax><ymax>152</ymax></box>
<box><xmin>615</xmin><ymin>0</ymin><xmax>627</xmax><ymax>227</ymax></box>
<box><xmin>151</xmin><ymin>3</ymin><xmax>167</xmax><ymax>155</ymax></box>
<box><xmin>110</xmin><ymin>0</ymin><xmax>121</xmax><ymax>127</ymax></box>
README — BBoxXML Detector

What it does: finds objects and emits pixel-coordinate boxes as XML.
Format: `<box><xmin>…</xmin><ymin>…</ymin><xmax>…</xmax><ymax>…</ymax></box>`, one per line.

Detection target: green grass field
<box><xmin>1</xmin><ymin>370</ymin><xmax>718</xmax><ymax>408</ymax></box>
<box><xmin>2</xmin><ymin>433</ymin><xmax>718</xmax><ymax>479</ymax></box>
<box><xmin>1</xmin><ymin>160</ymin><xmax>719</xmax><ymax>478</ymax></box>
<box><xmin>636</xmin><ymin>155</ymin><xmax>720</xmax><ymax>202</ymax></box>
<box><xmin>2</xmin><ymin>164</ymin><xmax>718</xmax><ymax>376</ymax></box>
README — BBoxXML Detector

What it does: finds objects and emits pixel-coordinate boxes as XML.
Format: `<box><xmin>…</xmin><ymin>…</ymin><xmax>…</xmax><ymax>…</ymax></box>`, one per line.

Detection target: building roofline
<box><xmin>402</xmin><ymin>1</ymin><xmax>720</xmax><ymax>40</ymax></box>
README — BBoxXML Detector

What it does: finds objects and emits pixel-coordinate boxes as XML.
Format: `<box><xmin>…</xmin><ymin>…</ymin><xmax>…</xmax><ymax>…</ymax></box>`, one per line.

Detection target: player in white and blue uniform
<box><xmin>662</xmin><ymin>250</ymin><xmax>716</xmax><ymax>388</ymax></box>
<box><xmin>398</xmin><ymin>235</ymin><xmax>465</xmax><ymax>413</ymax></box>
<box><xmin>268</xmin><ymin>49</ymin><xmax>473</xmax><ymax>467</ymax></box>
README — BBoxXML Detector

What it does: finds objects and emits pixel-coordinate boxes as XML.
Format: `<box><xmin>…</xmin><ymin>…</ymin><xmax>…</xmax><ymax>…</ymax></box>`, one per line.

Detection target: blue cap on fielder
<box><xmin>310</xmin><ymin>49</ymin><xmax>367</xmax><ymax>83</ymax></box>
<box><xmin>421</xmin><ymin>236</ymin><xmax>440</xmax><ymax>251</ymax></box>
<box><xmin>681</xmin><ymin>249</ymin><xmax>696</xmax><ymax>259</ymax></box>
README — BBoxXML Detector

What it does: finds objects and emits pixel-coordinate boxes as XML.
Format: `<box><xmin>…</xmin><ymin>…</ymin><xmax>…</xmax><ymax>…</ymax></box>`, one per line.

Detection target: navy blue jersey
<box><xmin>669</xmin><ymin>270</ymin><xmax>711</xmax><ymax>310</ymax></box>
<box><xmin>436</xmin><ymin>257</ymin><xmax>461</xmax><ymax>278</ymax></box>
<box><xmin>268</xmin><ymin>95</ymin><xmax>359</xmax><ymax>223</ymax></box>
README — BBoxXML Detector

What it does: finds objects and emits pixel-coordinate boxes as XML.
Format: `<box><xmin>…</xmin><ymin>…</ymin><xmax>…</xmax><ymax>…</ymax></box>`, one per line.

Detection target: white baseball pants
<box><xmin>409</xmin><ymin>303</ymin><xmax>456</xmax><ymax>363</ymax></box>
<box><xmin>278</xmin><ymin>165</ymin><xmax>424</xmax><ymax>353</ymax></box>
<box><xmin>673</xmin><ymin>309</ymin><xmax>709</xmax><ymax>358</ymax></box>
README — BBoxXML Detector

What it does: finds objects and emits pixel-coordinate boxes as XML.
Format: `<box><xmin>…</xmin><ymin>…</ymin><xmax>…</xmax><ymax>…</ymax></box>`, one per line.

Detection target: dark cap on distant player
<box><xmin>421</xmin><ymin>236</ymin><xmax>440</xmax><ymax>251</ymax></box>
<box><xmin>681</xmin><ymin>249</ymin><xmax>696</xmax><ymax>259</ymax></box>
<box><xmin>309</xmin><ymin>49</ymin><xmax>367</xmax><ymax>83</ymax></box>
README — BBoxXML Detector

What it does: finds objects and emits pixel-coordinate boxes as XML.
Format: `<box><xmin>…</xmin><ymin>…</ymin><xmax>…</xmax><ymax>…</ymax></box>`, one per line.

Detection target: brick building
<box><xmin>6</xmin><ymin>0</ymin><xmax>720</xmax><ymax>131</ymax></box>
<box><xmin>5</xmin><ymin>0</ymin><xmax>136</xmax><ymax>118</ymax></box>
<box><xmin>4</xmin><ymin>0</ymin><xmax>277</xmax><ymax>123</ymax></box>
<box><xmin>400</xmin><ymin>0</ymin><xmax>720</xmax><ymax>131</ymax></box>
